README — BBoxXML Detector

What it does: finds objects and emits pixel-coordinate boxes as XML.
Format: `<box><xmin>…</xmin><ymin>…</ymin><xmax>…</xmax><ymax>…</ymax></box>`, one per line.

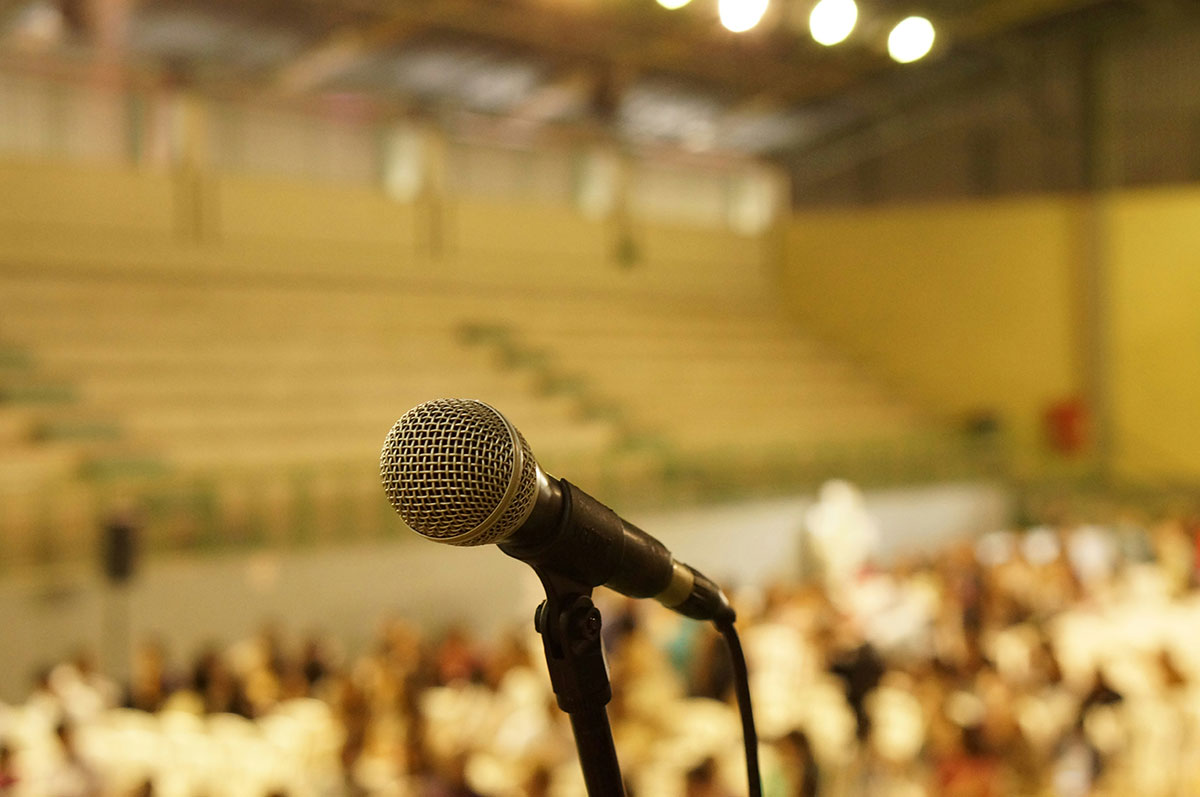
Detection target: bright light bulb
<box><xmin>809</xmin><ymin>0</ymin><xmax>857</xmax><ymax>46</ymax></box>
<box><xmin>887</xmin><ymin>16</ymin><xmax>935</xmax><ymax>63</ymax></box>
<box><xmin>657</xmin><ymin>0</ymin><xmax>692</xmax><ymax>9</ymax></box>
<box><xmin>719</xmin><ymin>0</ymin><xmax>769</xmax><ymax>32</ymax></box>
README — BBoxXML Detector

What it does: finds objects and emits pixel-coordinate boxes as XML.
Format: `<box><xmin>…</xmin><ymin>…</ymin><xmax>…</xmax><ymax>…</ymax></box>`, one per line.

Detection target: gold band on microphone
<box><xmin>655</xmin><ymin>560</ymin><xmax>695</xmax><ymax>608</ymax></box>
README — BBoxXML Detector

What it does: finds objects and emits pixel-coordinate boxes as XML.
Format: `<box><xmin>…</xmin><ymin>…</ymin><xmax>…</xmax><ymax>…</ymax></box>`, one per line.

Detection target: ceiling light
<box><xmin>719</xmin><ymin>0</ymin><xmax>769</xmax><ymax>32</ymax></box>
<box><xmin>656</xmin><ymin>0</ymin><xmax>693</xmax><ymax>8</ymax></box>
<box><xmin>809</xmin><ymin>0</ymin><xmax>856</xmax><ymax>46</ymax></box>
<box><xmin>887</xmin><ymin>16</ymin><xmax>935</xmax><ymax>63</ymax></box>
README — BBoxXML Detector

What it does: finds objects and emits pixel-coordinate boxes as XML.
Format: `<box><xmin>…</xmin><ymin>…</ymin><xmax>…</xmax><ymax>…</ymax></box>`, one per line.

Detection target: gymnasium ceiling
<box><xmin>0</xmin><ymin>0</ymin><xmax>1181</xmax><ymax>156</ymax></box>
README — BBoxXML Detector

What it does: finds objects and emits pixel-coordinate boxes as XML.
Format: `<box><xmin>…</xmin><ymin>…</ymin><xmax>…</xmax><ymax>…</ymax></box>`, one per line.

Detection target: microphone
<box><xmin>379</xmin><ymin>398</ymin><xmax>735</xmax><ymax>623</ymax></box>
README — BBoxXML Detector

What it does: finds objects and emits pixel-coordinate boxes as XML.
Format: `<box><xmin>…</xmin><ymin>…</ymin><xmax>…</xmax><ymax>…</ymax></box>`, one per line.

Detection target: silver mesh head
<box><xmin>380</xmin><ymin>398</ymin><xmax>539</xmax><ymax>546</ymax></box>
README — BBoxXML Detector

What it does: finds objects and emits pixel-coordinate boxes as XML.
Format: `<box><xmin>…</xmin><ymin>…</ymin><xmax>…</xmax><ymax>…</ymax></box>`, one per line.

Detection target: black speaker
<box><xmin>102</xmin><ymin>519</ymin><xmax>138</xmax><ymax>584</ymax></box>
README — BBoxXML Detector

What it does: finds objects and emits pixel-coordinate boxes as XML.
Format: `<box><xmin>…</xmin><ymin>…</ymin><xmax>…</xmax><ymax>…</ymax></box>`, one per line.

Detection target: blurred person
<box><xmin>1065</xmin><ymin>524</ymin><xmax>1118</xmax><ymax>595</ymax></box>
<box><xmin>341</xmin><ymin>728</ymin><xmax>369</xmax><ymax>797</ymax></box>
<box><xmin>190</xmin><ymin>643</ymin><xmax>220</xmax><ymax>695</ymax></box>
<box><xmin>853</xmin><ymin>676</ymin><xmax>930</xmax><ymax>797</ymax></box>
<box><xmin>660</xmin><ymin>609</ymin><xmax>703</xmax><ymax>685</ymax></box>
<box><xmin>486</xmin><ymin>652</ymin><xmax>570</xmax><ymax>777</ymax></box>
<box><xmin>915</xmin><ymin>659</ymin><xmax>957</xmax><ymax>740</ymax></box>
<box><xmin>353</xmin><ymin>637</ymin><xmax>406</xmax><ymax>718</ymax></box>
<box><xmin>1151</xmin><ymin>517</ymin><xmax>1194</xmax><ymax>594</ymax></box>
<box><xmin>435</xmin><ymin>626</ymin><xmax>481</xmax><ymax>686</ymax></box>
<box><xmin>191</xmin><ymin>644</ymin><xmax>251</xmax><ymax>716</ymax></box>
<box><xmin>337</xmin><ymin>680</ymin><xmax>372</xmax><ymax>788</ymax></box>
<box><xmin>1188</xmin><ymin>511</ymin><xmax>1200</xmax><ymax>589</ymax></box>
<box><xmin>866</xmin><ymin>671</ymin><xmax>928</xmax><ymax>791</ymax></box>
<box><xmin>522</xmin><ymin>764</ymin><xmax>553</xmax><ymax>797</ymax></box>
<box><xmin>1110</xmin><ymin>649</ymin><xmax>1192</xmax><ymax>797</ymax></box>
<box><xmin>1111</xmin><ymin>511</ymin><xmax>1154</xmax><ymax>565</ymax></box>
<box><xmin>126</xmin><ymin>638</ymin><xmax>172</xmax><ymax>713</ymax></box>
<box><xmin>1051</xmin><ymin>713</ymin><xmax>1102</xmax><ymax>797</ymax></box>
<box><xmin>44</xmin><ymin>720</ymin><xmax>101</xmax><ymax>797</ymax></box>
<box><xmin>0</xmin><ymin>743</ymin><xmax>17</xmax><ymax>794</ymax></box>
<box><xmin>26</xmin><ymin>665</ymin><xmax>63</xmax><ymax>728</ymax></box>
<box><xmin>829</xmin><ymin>639</ymin><xmax>885</xmax><ymax>742</ymax></box>
<box><xmin>687</xmin><ymin>626</ymin><xmax>734</xmax><ymax>701</ymax></box>
<box><xmin>50</xmin><ymin>650</ymin><xmax>119</xmax><ymax>723</ymax></box>
<box><xmin>277</xmin><ymin>657</ymin><xmax>311</xmax><ymax>701</ymax></box>
<box><xmin>241</xmin><ymin>662</ymin><xmax>283</xmax><ymax>717</ymax></box>
<box><xmin>1010</xmin><ymin>640</ymin><xmax>1076</xmax><ymax>787</ymax></box>
<box><xmin>256</xmin><ymin>621</ymin><xmax>289</xmax><ymax>678</ymax></box>
<box><xmin>1028</xmin><ymin>550</ymin><xmax>1081</xmax><ymax>619</ymax></box>
<box><xmin>224</xmin><ymin>622</ymin><xmax>291</xmax><ymax>716</ymax></box>
<box><xmin>481</xmin><ymin>628</ymin><xmax>533</xmax><ymax>691</ymax></box>
<box><xmin>425</xmin><ymin>752</ymin><xmax>484</xmax><ymax>797</ymax></box>
<box><xmin>944</xmin><ymin>543</ymin><xmax>987</xmax><ymax>656</ymax></box>
<box><xmin>301</xmin><ymin>632</ymin><xmax>334</xmax><ymax>688</ymax></box>
<box><xmin>775</xmin><ymin>729</ymin><xmax>819</xmax><ymax>797</ymax></box>
<box><xmin>399</xmin><ymin>721</ymin><xmax>440</xmax><ymax>795</ymax></box>
<box><xmin>805</xmin><ymin>480</ymin><xmax>880</xmax><ymax>602</ymax></box>
<box><xmin>934</xmin><ymin>724</ymin><xmax>1000</xmax><ymax>797</ymax></box>
<box><xmin>601</xmin><ymin>596</ymin><xmax>642</xmax><ymax>657</ymax></box>
<box><xmin>684</xmin><ymin>757</ymin><xmax>731</xmax><ymax>797</ymax></box>
<box><xmin>378</xmin><ymin>616</ymin><xmax>424</xmax><ymax>675</ymax></box>
<box><xmin>974</xmin><ymin>666</ymin><xmax>1040</xmax><ymax>793</ymax></box>
<box><xmin>1079</xmin><ymin>668</ymin><xmax>1122</xmax><ymax>715</ymax></box>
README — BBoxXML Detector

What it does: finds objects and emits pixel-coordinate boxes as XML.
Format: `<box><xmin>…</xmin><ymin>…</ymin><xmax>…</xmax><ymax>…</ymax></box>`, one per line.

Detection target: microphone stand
<box><xmin>531</xmin><ymin>567</ymin><xmax>626</xmax><ymax>796</ymax></box>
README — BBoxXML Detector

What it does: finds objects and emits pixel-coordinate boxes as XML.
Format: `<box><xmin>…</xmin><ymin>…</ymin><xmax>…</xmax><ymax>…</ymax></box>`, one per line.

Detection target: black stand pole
<box><xmin>532</xmin><ymin>567</ymin><xmax>626</xmax><ymax>797</ymax></box>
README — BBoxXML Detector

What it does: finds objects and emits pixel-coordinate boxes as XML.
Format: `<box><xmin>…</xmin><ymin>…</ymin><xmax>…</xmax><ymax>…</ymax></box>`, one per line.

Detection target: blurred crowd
<box><xmin>4</xmin><ymin>488</ymin><xmax>1200</xmax><ymax>797</ymax></box>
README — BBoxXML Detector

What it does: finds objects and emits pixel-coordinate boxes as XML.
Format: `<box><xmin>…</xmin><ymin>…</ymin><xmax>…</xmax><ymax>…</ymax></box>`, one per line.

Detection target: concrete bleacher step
<box><xmin>0</xmin><ymin>377</ymin><xmax>78</xmax><ymax>405</ymax></box>
<box><xmin>0</xmin><ymin>257</ymin><xmax>933</xmax><ymax>528</ymax></box>
<box><xmin>0</xmin><ymin>346</ymin><xmax>32</xmax><ymax>370</ymax></box>
<box><xmin>32</xmin><ymin>417</ymin><xmax>124</xmax><ymax>443</ymax></box>
<box><xmin>549</xmin><ymin>347</ymin><xmax>858</xmax><ymax>380</ymax></box>
<box><xmin>0</xmin><ymin>443</ymin><xmax>83</xmax><ymax>486</ymax></box>
<box><xmin>126</xmin><ymin>405</ymin><xmax>618</xmax><ymax>456</ymax></box>
<box><xmin>3</xmin><ymin>323</ymin><xmax>465</xmax><ymax>352</ymax></box>
<box><xmin>119</xmin><ymin>408</ymin><xmax>619</xmax><ymax>473</ymax></box>
<box><xmin>543</xmin><ymin>329</ymin><xmax>825</xmax><ymax>357</ymax></box>
<box><xmin>79</xmin><ymin>453</ymin><xmax>171</xmax><ymax>481</ymax></box>
<box><xmin>69</xmin><ymin>369</ymin><xmax>537</xmax><ymax>410</ymax></box>
<box><xmin>454</xmin><ymin>306</ymin><xmax>929</xmax><ymax>467</ymax></box>
<box><xmin>42</xmin><ymin>346</ymin><xmax>438</xmax><ymax>375</ymax></box>
<box><xmin>661</xmin><ymin>419</ymin><xmax>931</xmax><ymax>453</ymax></box>
<box><xmin>0</xmin><ymin>407</ymin><xmax>35</xmax><ymax>445</ymax></box>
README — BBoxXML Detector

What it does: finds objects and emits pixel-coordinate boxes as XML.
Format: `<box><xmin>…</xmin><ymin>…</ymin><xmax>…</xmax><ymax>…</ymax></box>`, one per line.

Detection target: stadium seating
<box><xmin>0</xmin><ymin>161</ymin><xmax>941</xmax><ymax>566</ymax></box>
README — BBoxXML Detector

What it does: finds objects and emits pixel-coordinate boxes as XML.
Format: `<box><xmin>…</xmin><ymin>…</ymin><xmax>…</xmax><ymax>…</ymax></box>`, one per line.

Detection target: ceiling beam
<box><xmin>295</xmin><ymin>0</ymin><xmax>867</xmax><ymax>104</ymax></box>
<box><xmin>273</xmin><ymin>17</ymin><xmax>421</xmax><ymax>94</ymax></box>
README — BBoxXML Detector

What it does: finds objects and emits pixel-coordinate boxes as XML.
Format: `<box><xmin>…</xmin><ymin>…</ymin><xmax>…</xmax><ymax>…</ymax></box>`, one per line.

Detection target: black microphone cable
<box><xmin>716</xmin><ymin>617</ymin><xmax>762</xmax><ymax>797</ymax></box>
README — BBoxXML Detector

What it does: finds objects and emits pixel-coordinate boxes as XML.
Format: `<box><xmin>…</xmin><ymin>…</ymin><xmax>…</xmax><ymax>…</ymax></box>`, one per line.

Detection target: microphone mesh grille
<box><xmin>379</xmin><ymin>398</ymin><xmax>538</xmax><ymax>546</ymax></box>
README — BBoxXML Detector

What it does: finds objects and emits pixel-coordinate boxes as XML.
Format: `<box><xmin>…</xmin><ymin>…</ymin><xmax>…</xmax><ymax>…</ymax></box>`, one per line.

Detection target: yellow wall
<box><xmin>784</xmin><ymin>197</ymin><xmax>1085</xmax><ymax>468</ymax></box>
<box><xmin>786</xmin><ymin>190</ymin><xmax>1200</xmax><ymax>482</ymax></box>
<box><xmin>1108</xmin><ymin>187</ymin><xmax>1200</xmax><ymax>481</ymax></box>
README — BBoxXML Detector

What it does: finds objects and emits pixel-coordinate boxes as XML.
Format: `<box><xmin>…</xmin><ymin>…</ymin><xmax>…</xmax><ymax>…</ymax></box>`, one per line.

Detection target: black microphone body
<box><xmin>380</xmin><ymin>398</ymin><xmax>734</xmax><ymax>623</ymax></box>
<box><xmin>498</xmin><ymin>476</ymin><xmax>733</xmax><ymax>622</ymax></box>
